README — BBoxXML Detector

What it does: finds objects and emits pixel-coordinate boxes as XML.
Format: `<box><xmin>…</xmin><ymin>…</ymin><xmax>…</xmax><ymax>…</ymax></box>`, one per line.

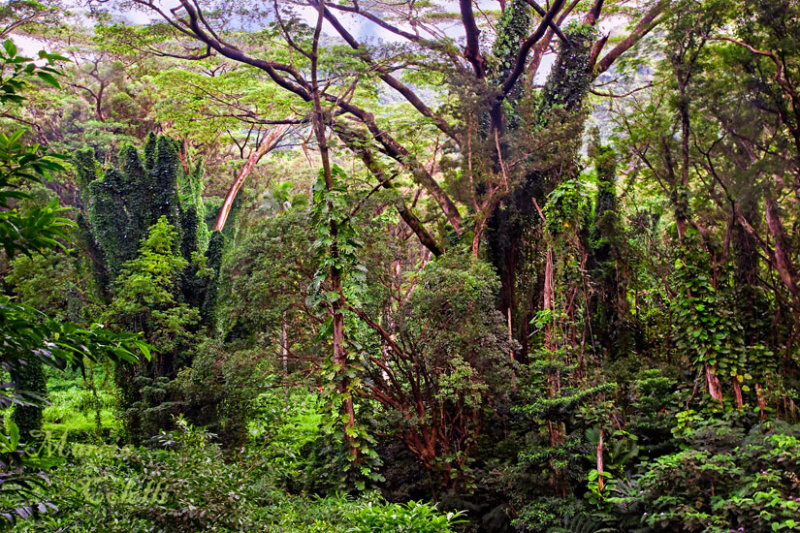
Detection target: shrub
<box><xmin>348</xmin><ymin>500</ymin><xmax>467</xmax><ymax>533</ymax></box>
<box><xmin>605</xmin><ymin>420</ymin><xmax>800</xmax><ymax>532</ymax></box>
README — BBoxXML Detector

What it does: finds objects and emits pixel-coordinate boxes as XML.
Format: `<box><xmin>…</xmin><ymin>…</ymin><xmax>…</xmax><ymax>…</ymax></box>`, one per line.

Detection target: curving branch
<box><xmin>323</xmin><ymin>2</ymin><xmax>422</xmax><ymax>43</ymax></box>
<box><xmin>500</xmin><ymin>0</ymin><xmax>566</xmax><ymax>95</ymax></box>
<box><xmin>593</xmin><ymin>0</ymin><xmax>668</xmax><ymax>75</ymax></box>
<box><xmin>460</xmin><ymin>0</ymin><xmax>487</xmax><ymax>79</ymax></box>
<box><xmin>311</xmin><ymin>0</ymin><xmax>456</xmax><ymax>140</ymax></box>
<box><xmin>589</xmin><ymin>82</ymin><xmax>654</xmax><ymax>98</ymax></box>
<box><xmin>213</xmin><ymin>120</ymin><xmax>293</xmax><ymax>231</ymax></box>
<box><xmin>334</xmin><ymin>124</ymin><xmax>445</xmax><ymax>256</ymax></box>
<box><xmin>336</xmin><ymin>102</ymin><xmax>462</xmax><ymax>233</ymax></box>
<box><xmin>132</xmin><ymin>0</ymin><xmax>463</xmax><ymax>234</ymax></box>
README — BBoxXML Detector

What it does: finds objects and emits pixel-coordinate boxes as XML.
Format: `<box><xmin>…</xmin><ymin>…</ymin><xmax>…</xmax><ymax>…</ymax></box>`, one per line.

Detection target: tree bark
<box><xmin>213</xmin><ymin>122</ymin><xmax>290</xmax><ymax>231</ymax></box>
<box><xmin>764</xmin><ymin>193</ymin><xmax>800</xmax><ymax>309</ymax></box>
<box><xmin>705</xmin><ymin>362</ymin><xmax>724</xmax><ymax>406</ymax></box>
<box><xmin>310</xmin><ymin>0</ymin><xmax>356</xmax><ymax>460</ymax></box>
<box><xmin>596</xmin><ymin>429</ymin><xmax>605</xmax><ymax>491</ymax></box>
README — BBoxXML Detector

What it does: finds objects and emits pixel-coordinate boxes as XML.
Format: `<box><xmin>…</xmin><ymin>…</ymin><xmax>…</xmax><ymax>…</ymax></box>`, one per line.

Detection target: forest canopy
<box><xmin>0</xmin><ymin>0</ymin><xmax>798</xmax><ymax>531</ymax></box>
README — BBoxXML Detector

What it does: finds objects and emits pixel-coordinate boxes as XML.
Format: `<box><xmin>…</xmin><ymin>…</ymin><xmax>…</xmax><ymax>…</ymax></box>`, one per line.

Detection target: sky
<box><xmin>18</xmin><ymin>1</ymin><xmax>629</xmax><ymax>61</ymax></box>
<box><xmin>112</xmin><ymin>1</ymin><xmax>467</xmax><ymax>43</ymax></box>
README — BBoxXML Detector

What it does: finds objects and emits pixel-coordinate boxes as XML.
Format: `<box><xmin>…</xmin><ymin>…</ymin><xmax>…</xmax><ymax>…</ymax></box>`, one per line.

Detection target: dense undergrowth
<box><xmin>2</xmin><ymin>0</ymin><xmax>800</xmax><ymax>532</ymax></box>
<box><xmin>5</xmin><ymin>374</ymin><xmax>466</xmax><ymax>532</ymax></box>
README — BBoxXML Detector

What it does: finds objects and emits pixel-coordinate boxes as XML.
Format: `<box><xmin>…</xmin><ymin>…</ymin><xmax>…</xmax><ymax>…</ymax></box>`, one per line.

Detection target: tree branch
<box><xmin>593</xmin><ymin>0</ymin><xmax>668</xmax><ymax>75</ymax></box>
<box><xmin>460</xmin><ymin>0</ymin><xmax>486</xmax><ymax>79</ymax></box>
<box><xmin>523</xmin><ymin>0</ymin><xmax>568</xmax><ymax>43</ymax></box>
<box><xmin>313</xmin><ymin>0</ymin><xmax>455</xmax><ymax>139</ymax></box>
<box><xmin>501</xmin><ymin>0</ymin><xmax>566</xmax><ymax>95</ymax></box>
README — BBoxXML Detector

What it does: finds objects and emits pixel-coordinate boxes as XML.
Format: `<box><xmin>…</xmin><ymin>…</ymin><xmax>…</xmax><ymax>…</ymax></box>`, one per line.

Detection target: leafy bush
<box><xmin>348</xmin><ymin>500</ymin><xmax>466</xmax><ymax>533</ymax></box>
<box><xmin>604</xmin><ymin>420</ymin><xmax>800</xmax><ymax>532</ymax></box>
<box><xmin>9</xmin><ymin>414</ymin><xmax>462</xmax><ymax>532</ymax></box>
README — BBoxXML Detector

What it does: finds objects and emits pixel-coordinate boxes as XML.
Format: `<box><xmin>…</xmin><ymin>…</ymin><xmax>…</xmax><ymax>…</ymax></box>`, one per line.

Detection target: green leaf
<box><xmin>35</xmin><ymin>71</ymin><xmax>60</xmax><ymax>89</ymax></box>
<box><xmin>3</xmin><ymin>39</ymin><xmax>17</xmax><ymax>58</ymax></box>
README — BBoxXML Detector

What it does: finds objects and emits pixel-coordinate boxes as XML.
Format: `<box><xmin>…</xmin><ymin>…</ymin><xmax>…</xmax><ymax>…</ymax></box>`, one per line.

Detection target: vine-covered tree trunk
<box><xmin>486</xmin><ymin>25</ymin><xmax>597</xmax><ymax>360</ymax></box>
<box><xmin>310</xmin><ymin>0</ymin><xmax>357</xmax><ymax>461</ymax></box>
<box><xmin>75</xmin><ymin>135</ymin><xmax>223</xmax><ymax>442</ymax></box>
<box><xmin>11</xmin><ymin>358</ymin><xmax>46</xmax><ymax>440</ymax></box>
<box><xmin>588</xmin><ymin>136</ymin><xmax>630</xmax><ymax>359</ymax></box>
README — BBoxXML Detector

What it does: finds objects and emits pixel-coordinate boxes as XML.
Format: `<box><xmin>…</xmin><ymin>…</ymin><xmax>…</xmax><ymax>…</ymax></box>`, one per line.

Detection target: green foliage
<box><xmin>490</xmin><ymin>0</ymin><xmax>531</xmax><ymax>124</ymax></box>
<box><xmin>246</xmin><ymin>387</ymin><xmax>323</xmax><ymax>489</ymax></box>
<box><xmin>544</xmin><ymin>178</ymin><xmax>592</xmax><ymax>238</ymax></box>
<box><xmin>41</xmin><ymin>369</ymin><xmax>119</xmax><ymax>443</ymax></box>
<box><xmin>10</xmin><ymin>359</ymin><xmax>46</xmax><ymax>441</ymax></box>
<box><xmin>5</xmin><ymin>3</ymin><xmax>800</xmax><ymax>532</ymax></box>
<box><xmin>0</xmin><ymin>420</ymin><xmax>55</xmax><ymax>527</ymax></box>
<box><xmin>673</xmin><ymin>272</ymin><xmax>740</xmax><ymax>376</ymax></box>
<box><xmin>78</xmin><ymin>134</ymin><xmax>186</xmax><ymax>278</ymax></box>
<box><xmin>538</xmin><ymin>23</ymin><xmax>597</xmax><ymax>117</ymax></box>
<box><xmin>0</xmin><ymin>38</ymin><xmax>66</xmax><ymax>106</ymax></box>
<box><xmin>104</xmin><ymin>217</ymin><xmax>200</xmax><ymax>441</ymax></box>
<box><xmin>309</xmin><ymin>164</ymin><xmax>363</xmax><ymax>310</ymax></box>
<box><xmin>671</xmin><ymin>240</ymin><xmax>766</xmax><ymax>405</ymax></box>
<box><xmin>0</xmin><ymin>50</ymin><xmax>150</xmax><ymax>521</ymax></box>
<box><xmin>348</xmin><ymin>500</ymin><xmax>466</xmax><ymax>533</ymax></box>
<box><xmin>77</xmin><ymin>132</ymin><xmax>225</xmax><ymax>442</ymax></box>
<box><xmin>109</xmin><ymin>217</ymin><xmax>187</xmax><ymax>309</ymax></box>
<box><xmin>218</xmin><ymin>211</ymin><xmax>313</xmax><ymax>338</ymax></box>
<box><xmin>402</xmin><ymin>254</ymin><xmax>513</xmax><ymax>408</ymax></box>
<box><xmin>0</xmin><ymin>136</ymin><xmax>69</xmax><ymax>261</ymax></box>
<box><xmin>7</xmin><ymin>423</ymin><xmax>462</xmax><ymax>533</ymax></box>
<box><xmin>605</xmin><ymin>421</ymin><xmax>800</xmax><ymax>532</ymax></box>
<box><xmin>370</xmin><ymin>254</ymin><xmax>515</xmax><ymax>490</ymax></box>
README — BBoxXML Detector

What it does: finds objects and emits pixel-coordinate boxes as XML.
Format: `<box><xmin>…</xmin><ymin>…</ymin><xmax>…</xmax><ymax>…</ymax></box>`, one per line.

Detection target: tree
<box><xmin>0</xmin><ymin>36</ymin><xmax>150</xmax><ymax>525</ymax></box>
<box><xmin>104</xmin><ymin>0</ymin><xmax>666</xmax><ymax>271</ymax></box>
<box><xmin>75</xmin><ymin>134</ymin><xmax>222</xmax><ymax>440</ymax></box>
<box><xmin>92</xmin><ymin>0</ymin><xmax>672</xmax><ymax>475</ymax></box>
<box><xmin>354</xmin><ymin>254</ymin><xmax>514</xmax><ymax>492</ymax></box>
<box><xmin>612</xmin><ymin>0</ymin><xmax>800</xmax><ymax>408</ymax></box>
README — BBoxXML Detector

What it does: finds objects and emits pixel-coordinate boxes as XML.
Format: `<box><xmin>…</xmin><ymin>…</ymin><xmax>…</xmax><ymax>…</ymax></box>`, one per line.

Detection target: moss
<box><xmin>76</xmin><ymin>135</ymin><xmax>225</xmax><ymax>443</ymax></box>
<box><xmin>538</xmin><ymin>23</ymin><xmax>598</xmax><ymax>117</ymax></box>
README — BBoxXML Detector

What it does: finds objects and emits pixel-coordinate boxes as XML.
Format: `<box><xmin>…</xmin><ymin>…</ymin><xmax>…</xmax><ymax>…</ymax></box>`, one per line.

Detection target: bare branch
<box><xmin>324</xmin><ymin>2</ymin><xmax>422</xmax><ymax>43</ymax></box>
<box><xmin>460</xmin><ymin>0</ymin><xmax>487</xmax><ymax>79</ymax></box>
<box><xmin>590</xmin><ymin>82</ymin><xmax>653</xmax><ymax>98</ymax></box>
<box><xmin>312</xmin><ymin>0</ymin><xmax>456</xmax><ymax>139</ymax></box>
<box><xmin>593</xmin><ymin>0</ymin><xmax>668</xmax><ymax>75</ymax></box>
<box><xmin>523</xmin><ymin>0</ymin><xmax>568</xmax><ymax>43</ymax></box>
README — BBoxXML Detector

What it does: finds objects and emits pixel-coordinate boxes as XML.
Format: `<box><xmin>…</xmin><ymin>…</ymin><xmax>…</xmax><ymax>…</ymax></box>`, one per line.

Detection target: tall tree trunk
<box><xmin>588</xmin><ymin>138</ymin><xmax>629</xmax><ymax>358</ymax></box>
<box><xmin>596</xmin><ymin>429</ymin><xmax>605</xmax><ymax>491</ymax></box>
<box><xmin>733</xmin><ymin>197</ymin><xmax>768</xmax><ymax>410</ymax></box>
<box><xmin>281</xmin><ymin>311</ymin><xmax>289</xmax><ymax>411</ymax></box>
<box><xmin>310</xmin><ymin>0</ymin><xmax>357</xmax><ymax>460</ymax></box>
<box><xmin>765</xmin><ymin>193</ymin><xmax>800</xmax><ymax>310</ymax></box>
<box><xmin>486</xmin><ymin>28</ymin><xmax>595</xmax><ymax>360</ymax></box>
<box><xmin>675</xmin><ymin>96</ymin><xmax>691</xmax><ymax>240</ymax></box>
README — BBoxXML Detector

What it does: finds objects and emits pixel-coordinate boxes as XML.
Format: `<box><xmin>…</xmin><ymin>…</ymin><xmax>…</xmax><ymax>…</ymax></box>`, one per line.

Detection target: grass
<box><xmin>41</xmin><ymin>366</ymin><xmax>120</xmax><ymax>442</ymax></box>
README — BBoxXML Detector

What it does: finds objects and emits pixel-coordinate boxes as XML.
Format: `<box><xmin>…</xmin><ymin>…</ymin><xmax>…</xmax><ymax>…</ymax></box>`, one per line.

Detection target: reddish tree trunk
<box><xmin>732</xmin><ymin>378</ymin><xmax>743</xmax><ymax>409</ymax></box>
<box><xmin>213</xmin><ymin>123</ymin><xmax>290</xmax><ymax>231</ymax></box>
<box><xmin>596</xmin><ymin>429</ymin><xmax>605</xmax><ymax>491</ymax></box>
<box><xmin>765</xmin><ymin>193</ymin><xmax>800</xmax><ymax>309</ymax></box>
<box><xmin>705</xmin><ymin>363</ymin><xmax>724</xmax><ymax>406</ymax></box>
